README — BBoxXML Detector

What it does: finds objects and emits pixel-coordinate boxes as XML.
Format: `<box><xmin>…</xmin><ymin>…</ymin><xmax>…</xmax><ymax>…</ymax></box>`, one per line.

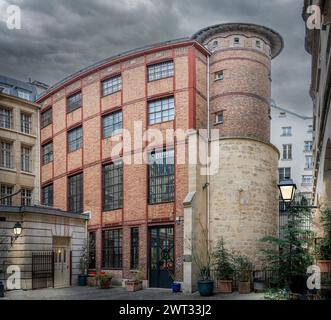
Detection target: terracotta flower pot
<box><xmin>217</xmin><ymin>280</ymin><xmax>233</xmax><ymax>293</ymax></box>
<box><xmin>239</xmin><ymin>281</ymin><xmax>251</xmax><ymax>294</ymax></box>
<box><xmin>317</xmin><ymin>260</ymin><xmax>331</xmax><ymax>273</ymax></box>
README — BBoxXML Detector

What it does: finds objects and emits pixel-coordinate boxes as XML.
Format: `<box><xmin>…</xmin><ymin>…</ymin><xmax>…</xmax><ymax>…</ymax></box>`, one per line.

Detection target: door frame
<box><xmin>148</xmin><ymin>224</ymin><xmax>175</xmax><ymax>288</ymax></box>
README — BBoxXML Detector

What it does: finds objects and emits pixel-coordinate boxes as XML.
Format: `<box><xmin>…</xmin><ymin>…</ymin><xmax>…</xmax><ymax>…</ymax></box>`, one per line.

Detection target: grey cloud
<box><xmin>0</xmin><ymin>0</ymin><xmax>312</xmax><ymax>115</ymax></box>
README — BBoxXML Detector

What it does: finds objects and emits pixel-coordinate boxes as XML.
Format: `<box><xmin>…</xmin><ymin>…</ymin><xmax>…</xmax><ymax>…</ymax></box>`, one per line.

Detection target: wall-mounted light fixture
<box><xmin>11</xmin><ymin>222</ymin><xmax>23</xmax><ymax>246</ymax></box>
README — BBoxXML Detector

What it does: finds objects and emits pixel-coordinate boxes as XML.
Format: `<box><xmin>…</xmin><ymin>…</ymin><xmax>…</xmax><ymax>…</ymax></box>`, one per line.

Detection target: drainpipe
<box><xmin>206</xmin><ymin>55</ymin><xmax>211</xmax><ymax>247</ymax></box>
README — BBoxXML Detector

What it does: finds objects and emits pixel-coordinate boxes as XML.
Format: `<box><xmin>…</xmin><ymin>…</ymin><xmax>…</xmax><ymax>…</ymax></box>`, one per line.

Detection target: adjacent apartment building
<box><xmin>36</xmin><ymin>23</ymin><xmax>283</xmax><ymax>292</ymax></box>
<box><xmin>303</xmin><ymin>0</ymin><xmax>331</xmax><ymax>235</ymax></box>
<box><xmin>271</xmin><ymin>102</ymin><xmax>314</xmax><ymax>202</ymax></box>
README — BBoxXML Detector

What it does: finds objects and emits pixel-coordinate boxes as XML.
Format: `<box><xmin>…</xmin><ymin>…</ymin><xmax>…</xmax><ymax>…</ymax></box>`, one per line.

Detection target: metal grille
<box><xmin>32</xmin><ymin>251</ymin><xmax>54</xmax><ymax>290</ymax></box>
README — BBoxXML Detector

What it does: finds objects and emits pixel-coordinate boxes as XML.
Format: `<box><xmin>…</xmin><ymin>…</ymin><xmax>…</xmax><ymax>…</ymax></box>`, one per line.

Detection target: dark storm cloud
<box><xmin>0</xmin><ymin>0</ymin><xmax>312</xmax><ymax>115</ymax></box>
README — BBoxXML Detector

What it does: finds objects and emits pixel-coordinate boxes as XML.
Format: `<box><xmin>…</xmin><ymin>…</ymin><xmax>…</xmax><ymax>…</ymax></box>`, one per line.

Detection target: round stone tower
<box><xmin>192</xmin><ymin>23</ymin><xmax>283</xmax><ymax>267</ymax></box>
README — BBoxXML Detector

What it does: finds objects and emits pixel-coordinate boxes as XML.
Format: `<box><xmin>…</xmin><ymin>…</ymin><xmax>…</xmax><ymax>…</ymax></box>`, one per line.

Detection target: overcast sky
<box><xmin>0</xmin><ymin>0</ymin><xmax>312</xmax><ymax>115</ymax></box>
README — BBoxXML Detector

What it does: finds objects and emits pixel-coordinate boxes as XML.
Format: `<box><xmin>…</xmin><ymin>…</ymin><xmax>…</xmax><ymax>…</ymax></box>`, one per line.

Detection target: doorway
<box><xmin>149</xmin><ymin>226</ymin><xmax>174</xmax><ymax>288</ymax></box>
<box><xmin>53</xmin><ymin>237</ymin><xmax>71</xmax><ymax>288</ymax></box>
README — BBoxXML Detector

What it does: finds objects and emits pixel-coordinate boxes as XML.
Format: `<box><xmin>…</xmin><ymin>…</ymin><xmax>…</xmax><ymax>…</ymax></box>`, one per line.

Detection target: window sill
<box><xmin>304</xmin><ymin>168</ymin><xmax>313</xmax><ymax>171</ymax></box>
<box><xmin>102</xmin><ymin>208</ymin><xmax>123</xmax><ymax>213</ymax></box>
<box><xmin>41</xmin><ymin>123</ymin><xmax>53</xmax><ymax>130</ymax></box>
<box><xmin>21</xmin><ymin>171</ymin><xmax>34</xmax><ymax>176</ymax></box>
<box><xmin>148</xmin><ymin>200</ymin><xmax>174</xmax><ymax>206</ymax></box>
<box><xmin>68</xmin><ymin>147</ymin><xmax>83</xmax><ymax>154</ymax></box>
<box><xmin>281</xmin><ymin>159</ymin><xmax>292</xmax><ymax>161</ymax></box>
<box><xmin>66</xmin><ymin>106</ymin><xmax>82</xmax><ymax>114</ymax></box>
<box><xmin>0</xmin><ymin>166</ymin><xmax>16</xmax><ymax>173</ymax></box>
<box><xmin>149</xmin><ymin>119</ymin><xmax>174</xmax><ymax>127</ymax></box>
<box><xmin>102</xmin><ymin>131</ymin><xmax>123</xmax><ymax>140</ymax></box>
<box><xmin>214</xmin><ymin>122</ymin><xmax>223</xmax><ymax>126</ymax></box>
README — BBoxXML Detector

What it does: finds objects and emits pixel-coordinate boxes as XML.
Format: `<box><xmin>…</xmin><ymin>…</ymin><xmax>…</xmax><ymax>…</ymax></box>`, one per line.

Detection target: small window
<box><xmin>308</xmin><ymin>125</ymin><xmax>313</xmax><ymax>133</ymax></box>
<box><xmin>148</xmin><ymin>96</ymin><xmax>175</xmax><ymax>125</ymax></box>
<box><xmin>67</xmin><ymin>91</ymin><xmax>82</xmax><ymax>113</ymax></box>
<box><xmin>302</xmin><ymin>175</ymin><xmax>313</xmax><ymax>185</ymax></box>
<box><xmin>0</xmin><ymin>107</ymin><xmax>13</xmax><ymax>129</ymax></box>
<box><xmin>279</xmin><ymin>168</ymin><xmax>291</xmax><ymax>181</ymax></box>
<box><xmin>304</xmin><ymin>141</ymin><xmax>313</xmax><ymax>152</ymax></box>
<box><xmin>41</xmin><ymin>108</ymin><xmax>52</xmax><ymax>128</ymax></box>
<box><xmin>42</xmin><ymin>142</ymin><xmax>53</xmax><ymax>165</ymax></box>
<box><xmin>210</xmin><ymin>40</ymin><xmax>219</xmax><ymax>51</ymax></box>
<box><xmin>215</xmin><ymin>112</ymin><xmax>224</xmax><ymax>124</ymax></box>
<box><xmin>282</xmin><ymin>144</ymin><xmax>292</xmax><ymax>160</ymax></box>
<box><xmin>0</xmin><ymin>85</ymin><xmax>10</xmax><ymax>95</ymax></box>
<box><xmin>21</xmin><ymin>146</ymin><xmax>32</xmax><ymax>172</ymax></box>
<box><xmin>21</xmin><ymin>113</ymin><xmax>32</xmax><ymax>134</ymax></box>
<box><xmin>0</xmin><ymin>185</ymin><xmax>13</xmax><ymax>206</ymax></box>
<box><xmin>305</xmin><ymin>156</ymin><xmax>313</xmax><ymax>169</ymax></box>
<box><xmin>21</xmin><ymin>188</ymin><xmax>32</xmax><ymax>206</ymax></box>
<box><xmin>281</xmin><ymin>127</ymin><xmax>292</xmax><ymax>136</ymax></box>
<box><xmin>215</xmin><ymin>71</ymin><xmax>224</xmax><ymax>81</ymax></box>
<box><xmin>68</xmin><ymin>126</ymin><xmax>83</xmax><ymax>153</ymax></box>
<box><xmin>102</xmin><ymin>111</ymin><xmax>122</xmax><ymax>139</ymax></box>
<box><xmin>42</xmin><ymin>184</ymin><xmax>53</xmax><ymax>207</ymax></box>
<box><xmin>102</xmin><ymin>75</ymin><xmax>122</xmax><ymax>96</ymax></box>
<box><xmin>279</xmin><ymin>112</ymin><xmax>286</xmax><ymax>118</ymax></box>
<box><xmin>148</xmin><ymin>61</ymin><xmax>174</xmax><ymax>82</ymax></box>
<box><xmin>17</xmin><ymin>90</ymin><xmax>31</xmax><ymax>101</ymax></box>
<box><xmin>0</xmin><ymin>141</ymin><xmax>13</xmax><ymax>169</ymax></box>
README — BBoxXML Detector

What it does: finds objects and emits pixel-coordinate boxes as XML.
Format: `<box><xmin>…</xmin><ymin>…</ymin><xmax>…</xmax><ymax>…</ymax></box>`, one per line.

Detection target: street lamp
<box><xmin>11</xmin><ymin>222</ymin><xmax>23</xmax><ymax>246</ymax></box>
<box><xmin>278</xmin><ymin>179</ymin><xmax>297</xmax><ymax>206</ymax></box>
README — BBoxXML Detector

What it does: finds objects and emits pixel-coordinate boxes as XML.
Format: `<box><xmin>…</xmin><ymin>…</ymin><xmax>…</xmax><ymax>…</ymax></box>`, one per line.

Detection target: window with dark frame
<box><xmin>0</xmin><ymin>185</ymin><xmax>13</xmax><ymax>206</ymax></box>
<box><xmin>215</xmin><ymin>111</ymin><xmax>224</xmax><ymax>124</ymax></box>
<box><xmin>68</xmin><ymin>173</ymin><xmax>83</xmax><ymax>213</ymax></box>
<box><xmin>41</xmin><ymin>108</ymin><xmax>52</xmax><ymax>128</ymax></box>
<box><xmin>148</xmin><ymin>149</ymin><xmax>175</xmax><ymax>204</ymax></box>
<box><xmin>42</xmin><ymin>141</ymin><xmax>53</xmax><ymax>165</ymax></box>
<box><xmin>67</xmin><ymin>91</ymin><xmax>82</xmax><ymax>113</ymax></box>
<box><xmin>148</xmin><ymin>96</ymin><xmax>174</xmax><ymax>125</ymax></box>
<box><xmin>103</xmin><ymin>161</ymin><xmax>123</xmax><ymax>211</ymax></box>
<box><xmin>0</xmin><ymin>107</ymin><xmax>12</xmax><ymax>129</ymax></box>
<box><xmin>278</xmin><ymin>167</ymin><xmax>291</xmax><ymax>181</ymax></box>
<box><xmin>21</xmin><ymin>146</ymin><xmax>32</xmax><ymax>172</ymax></box>
<box><xmin>282</xmin><ymin>144</ymin><xmax>292</xmax><ymax>160</ymax></box>
<box><xmin>42</xmin><ymin>184</ymin><xmax>53</xmax><ymax>207</ymax></box>
<box><xmin>102</xmin><ymin>229</ymin><xmax>122</xmax><ymax>269</ymax></box>
<box><xmin>68</xmin><ymin>126</ymin><xmax>83</xmax><ymax>153</ymax></box>
<box><xmin>89</xmin><ymin>232</ymin><xmax>96</xmax><ymax>269</ymax></box>
<box><xmin>148</xmin><ymin>61</ymin><xmax>174</xmax><ymax>82</ymax></box>
<box><xmin>21</xmin><ymin>113</ymin><xmax>32</xmax><ymax>134</ymax></box>
<box><xmin>130</xmin><ymin>227</ymin><xmax>139</xmax><ymax>270</ymax></box>
<box><xmin>102</xmin><ymin>75</ymin><xmax>122</xmax><ymax>96</ymax></box>
<box><xmin>21</xmin><ymin>188</ymin><xmax>32</xmax><ymax>206</ymax></box>
<box><xmin>102</xmin><ymin>111</ymin><xmax>122</xmax><ymax>139</ymax></box>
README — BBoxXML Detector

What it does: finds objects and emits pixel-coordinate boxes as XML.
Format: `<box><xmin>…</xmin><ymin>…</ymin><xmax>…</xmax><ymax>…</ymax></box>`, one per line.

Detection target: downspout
<box><xmin>206</xmin><ymin>55</ymin><xmax>211</xmax><ymax>247</ymax></box>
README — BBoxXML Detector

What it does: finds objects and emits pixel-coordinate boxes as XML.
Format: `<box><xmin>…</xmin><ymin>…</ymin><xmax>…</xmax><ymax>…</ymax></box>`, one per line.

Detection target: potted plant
<box><xmin>125</xmin><ymin>270</ymin><xmax>144</xmax><ymax>292</ymax></box>
<box><xmin>168</xmin><ymin>256</ymin><xmax>183</xmax><ymax>293</ymax></box>
<box><xmin>78</xmin><ymin>241</ymin><xmax>89</xmax><ymax>286</ymax></box>
<box><xmin>96</xmin><ymin>273</ymin><xmax>113</xmax><ymax>289</ymax></box>
<box><xmin>212</xmin><ymin>238</ymin><xmax>235</xmax><ymax>293</ymax></box>
<box><xmin>234</xmin><ymin>254</ymin><xmax>252</xmax><ymax>294</ymax></box>
<box><xmin>191</xmin><ymin>224</ymin><xmax>214</xmax><ymax>296</ymax></box>
<box><xmin>316</xmin><ymin>209</ymin><xmax>331</xmax><ymax>273</ymax></box>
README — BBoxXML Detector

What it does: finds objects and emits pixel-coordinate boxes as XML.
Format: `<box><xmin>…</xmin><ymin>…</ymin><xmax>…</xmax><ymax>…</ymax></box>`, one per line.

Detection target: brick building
<box><xmin>36</xmin><ymin>23</ymin><xmax>283</xmax><ymax>291</ymax></box>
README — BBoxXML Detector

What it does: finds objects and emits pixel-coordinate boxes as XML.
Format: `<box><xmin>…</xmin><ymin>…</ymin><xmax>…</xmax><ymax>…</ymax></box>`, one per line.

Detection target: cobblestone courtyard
<box><xmin>2</xmin><ymin>286</ymin><xmax>265</xmax><ymax>300</ymax></box>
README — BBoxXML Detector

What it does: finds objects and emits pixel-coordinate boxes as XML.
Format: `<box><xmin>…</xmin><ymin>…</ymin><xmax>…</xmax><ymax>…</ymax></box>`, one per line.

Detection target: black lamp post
<box><xmin>11</xmin><ymin>222</ymin><xmax>23</xmax><ymax>246</ymax></box>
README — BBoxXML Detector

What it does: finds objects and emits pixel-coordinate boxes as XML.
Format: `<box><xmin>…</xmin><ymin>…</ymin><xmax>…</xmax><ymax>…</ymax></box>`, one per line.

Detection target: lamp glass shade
<box><xmin>13</xmin><ymin>222</ymin><xmax>22</xmax><ymax>237</ymax></box>
<box><xmin>278</xmin><ymin>180</ymin><xmax>297</xmax><ymax>203</ymax></box>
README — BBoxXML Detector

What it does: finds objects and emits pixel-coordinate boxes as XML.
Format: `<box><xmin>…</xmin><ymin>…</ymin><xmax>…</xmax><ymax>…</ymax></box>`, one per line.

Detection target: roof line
<box><xmin>37</xmin><ymin>37</ymin><xmax>199</xmax><ymax>102</ymax></box>
<box><xmin>271</xmin><ymin>103</ymin><xmax>313</xmax><ymax>120</ymax></box>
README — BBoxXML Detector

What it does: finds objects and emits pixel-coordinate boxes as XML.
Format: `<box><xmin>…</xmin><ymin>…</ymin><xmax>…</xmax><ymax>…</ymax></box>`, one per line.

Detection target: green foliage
<box><xmin>260</xmin><ymin>204</ymin><xmax>314</xmax><ymax>288</ymax></box>
<box><xmin>317</xmin><ymin>209</ymin><xmax>331</xmax><ymax>260</ymax></box>
<box><xmin>212</xmin><ymin>238</ymin><xmax>235</xmax><ymax>280</ymax></box>
<box><xmin>233</xmin><ymin>254</ymin><xmax>253</xmax><ymax>282</ymax></box>
<box><xmin>96</xmin><ymin>273</ymin><xmax>113</xmax><ymax>286</ymax></box>
<box><xmin>264</xmin><ymin>288</ymin><xmax>288</xmax><ymax>300</ymax></box>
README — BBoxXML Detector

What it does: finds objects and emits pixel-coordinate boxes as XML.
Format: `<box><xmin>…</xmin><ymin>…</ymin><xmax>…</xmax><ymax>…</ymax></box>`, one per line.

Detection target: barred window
<box><xmin>68</xmin><ymin>126</ymin><xmax>83</xmax><ymax>153</ymax></box>
<box><xmin>89</xmin><ymin>232</ymin><xmax>96</xmax><ymax>269</ymax></box>
<box><xmin>42</xmin><ymin>142</ymin><xmax>53</xmax><ymax>165</ymax></box>
<box><xmin>0</xmin><ymin>107</ymin><xmax>12</xmax><ymax>129</ymax></box>
<box><xmin>130</xmin><ymin>227</ymin><xmax>139</xmax><ymax>270</ymax></box>
<box><xmin>0</xmin><ymin>185</ymin><xmax>13</xmax><ymax>206</ymax></box>
<box><xmin>148</xmin><ymin>61</ymin><xmax>174</xmax><ymax>82</ymax></box>
<box><xmin>102</xmin><ymin>76</ymin><xmax>122</xmax><ymax>96</ymax></box>
<box><xmin>279</xmin><ymin>168</ymin><xmax>291</xmax><ymax>182</ymax></box>
<box><xmin>68</xmin><ymin>173</ymin><xmax>83</xmax><ymax>213</ymax></box>
<box><xmin>148</xmin><ymin>97</ymin><xmax>174</xmax><ymax>125</ymax></box>
<box><xmin>67</xmin><ymin>91</ymin><xmax>82</xmax><ymax>113</ymax></box>
<box><xmin>21</xmin><ymin>146</ymin><xmax>32</xmax><ymax>173</ymax></box>
<box><xmin>148</xmin><ymin>149</ymin><xmax>175</xmax><ymax>204</ymax></box>
<box><xmin>102</xmin><ymin>229</ymin><xmax>122</xmax><ymax>269</ymax></box>
<box><xmin>41</xmin><ymin>108</ymin><xmax>52</xmax><ymax>128</ymax></box>
<box><xmin>0</xmin><ymin>141</ymin><xmax>13</xmax><ymax>169</ymax></box>
<box><xmin>102</xmin><ymin>111</ymin><xmax>122</xmax><ymax>138</ymax></box>
<box><xmin>42</xmin><ymin>184</ymin><xmax>53</xmax><ymax>207</ymax></box>
<box><xmin>103</xmin><ymin>161</ymin><xmax>123</xmax><ymax>211</ymax></box>
<box><xmin>21</xmin><ymin>188</ymin><xmax>32</xmax><ymax>206</ymax></box>
<box><xmin>21</xmin><ymin>113</ymin><xmax>32</xmax><ymax>134</ymax></box>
